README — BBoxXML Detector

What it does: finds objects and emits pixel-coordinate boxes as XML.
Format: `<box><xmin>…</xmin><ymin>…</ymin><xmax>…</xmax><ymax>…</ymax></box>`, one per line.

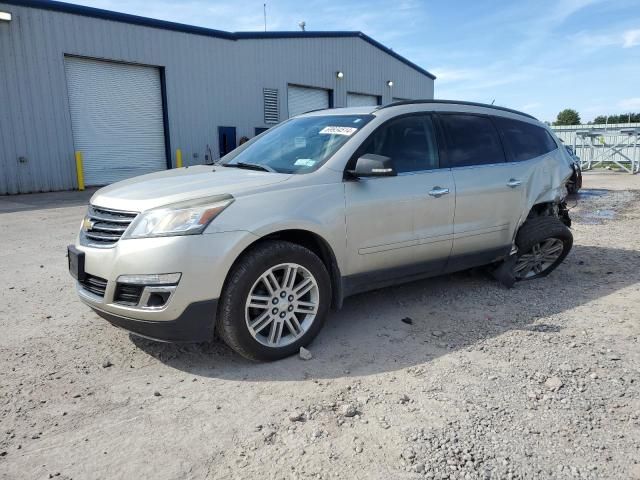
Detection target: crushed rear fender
<box><xmin>516</xmin><ymin>152</ymin><xmax>573</xmax><ymax>234</ymax></box>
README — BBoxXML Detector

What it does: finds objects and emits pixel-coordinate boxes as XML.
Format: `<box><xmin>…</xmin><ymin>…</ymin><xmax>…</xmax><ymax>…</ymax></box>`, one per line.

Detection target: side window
<box><xmin>493</xmin><ymin>116</ymin><xmax>558</xmax><ymax>162</ymax></box>
<box><xmin>543</xmin><ymin>130</ymin><xmax>558</xmax><ymax>152</ymax></box>
<box><xmin>440</xmin><ymin>114</ymin><xmax>506</xmax><ymax>167</ymax></box>
<box><xmin>356</xmin><ymin>115</ymin><xmax>439</xmax><ymax>173</ymax></box>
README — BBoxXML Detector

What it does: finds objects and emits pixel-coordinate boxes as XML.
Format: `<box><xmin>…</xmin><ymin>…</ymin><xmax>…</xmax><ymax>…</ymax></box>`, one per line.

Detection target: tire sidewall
<box><xmin>515</xmin><ymin>218</ymin><xmax>573</xmax><ymax>281</ymax></box>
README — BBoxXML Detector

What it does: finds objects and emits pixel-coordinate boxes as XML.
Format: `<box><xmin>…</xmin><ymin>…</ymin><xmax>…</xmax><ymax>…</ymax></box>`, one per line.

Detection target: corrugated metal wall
<box><xmin>0</xmin><ymin>2</ymin><xmax>434</xmax><ymax>194</ymax></box>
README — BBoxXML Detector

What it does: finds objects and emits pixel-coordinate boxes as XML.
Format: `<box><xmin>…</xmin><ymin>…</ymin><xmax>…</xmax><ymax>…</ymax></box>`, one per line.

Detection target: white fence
<box><xmin>552</xmin><ymin>123</ymin><xmax>640</xmax><ymax>174</ymax></box>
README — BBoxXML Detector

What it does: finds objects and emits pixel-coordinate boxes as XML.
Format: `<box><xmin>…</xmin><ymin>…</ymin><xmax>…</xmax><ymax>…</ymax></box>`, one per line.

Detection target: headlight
<box><xmin>124</xmin><ymin>195</ymin><xmax>234</xmax><ymax>239</ymax></box>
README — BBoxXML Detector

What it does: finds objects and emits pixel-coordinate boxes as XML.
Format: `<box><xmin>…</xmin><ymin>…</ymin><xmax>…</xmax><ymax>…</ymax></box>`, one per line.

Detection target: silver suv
<box><xmin>68</xmin><ymin>100</ymin><xmax>574</xmax><ymax>360</ymax></box>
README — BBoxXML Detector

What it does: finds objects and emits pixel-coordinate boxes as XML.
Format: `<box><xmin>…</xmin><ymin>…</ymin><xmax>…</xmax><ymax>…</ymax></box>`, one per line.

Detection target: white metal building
<box><xmin>0</xmin><ymin>0</ymin><xmax>435</xmax><ymax>194</ymax></box>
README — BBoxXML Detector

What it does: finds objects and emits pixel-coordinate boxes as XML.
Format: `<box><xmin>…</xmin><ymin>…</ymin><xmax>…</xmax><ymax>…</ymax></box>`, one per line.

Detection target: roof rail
<box><xmin>376</xmin><ymin>99</ymin><xmax>537</xmax><ymax>120</ymax></box>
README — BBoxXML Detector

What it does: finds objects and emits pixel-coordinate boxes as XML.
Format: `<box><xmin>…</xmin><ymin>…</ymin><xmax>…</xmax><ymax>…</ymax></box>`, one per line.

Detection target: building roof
<box><xmin>6</xmin><ymin>0</ymin><xmax>436</xmax><ymax>80</ymax></box>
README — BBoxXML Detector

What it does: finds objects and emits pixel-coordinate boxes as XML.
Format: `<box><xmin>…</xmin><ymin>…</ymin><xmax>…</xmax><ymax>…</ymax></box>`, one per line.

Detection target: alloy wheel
<box><xmin>245</xmin><ymin>263</ymin><xmax>319</xmax><ymax>347</ymax></box>
<box><xmin>514</xmin><ymin>238</ymin><xmax>564</xmax><ymax>279</ymax></box>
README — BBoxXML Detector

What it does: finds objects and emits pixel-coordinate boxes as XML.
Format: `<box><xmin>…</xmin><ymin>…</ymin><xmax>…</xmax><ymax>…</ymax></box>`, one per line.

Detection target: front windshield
<box><xmin>222</xmin><ymin>115</ymin><xmax>374</xmax><ymax>174</ymax></box>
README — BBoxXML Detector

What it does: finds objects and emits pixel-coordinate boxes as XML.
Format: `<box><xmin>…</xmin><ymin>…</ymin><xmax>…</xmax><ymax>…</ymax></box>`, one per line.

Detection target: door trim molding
<box><xmin>342</xmin><ymin>245</ymin><xmax>511</xmax><ymax>298</ymax></box>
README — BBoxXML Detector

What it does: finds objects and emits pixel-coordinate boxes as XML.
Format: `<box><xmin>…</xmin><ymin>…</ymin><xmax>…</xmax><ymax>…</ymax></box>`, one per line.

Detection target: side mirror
<box><xmin>348</xmin><ymin>153</ymin><xmax>396</xmax><ymax>178</ymax></box>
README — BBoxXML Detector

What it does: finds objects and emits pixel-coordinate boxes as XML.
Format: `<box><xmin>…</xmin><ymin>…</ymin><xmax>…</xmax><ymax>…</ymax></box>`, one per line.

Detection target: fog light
<box><xmin>117</xmin><ymin>273</ymin><xmax>181</xmax><ymax>285</ymax></box>
<box><xmin>138</xmin><ymin>286</ymin><xmax>176</xmax><ymax>309</ymax></box>
<box><xmin>147</xmin><ymin>291</ymin><xmax>171</xmax><ymax>307</ymax></box>
<box><xmin>114</xmin><ymin>273</ymin><xmax>180</xmax><ymax>310</ymax></box>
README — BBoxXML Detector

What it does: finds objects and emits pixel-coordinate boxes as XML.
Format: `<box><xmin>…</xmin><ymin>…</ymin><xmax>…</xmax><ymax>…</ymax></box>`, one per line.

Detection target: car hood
<box><xmin>90</xmin><ymin>165</ymin><xmax>292</xmax><ymax>212</ymax></box>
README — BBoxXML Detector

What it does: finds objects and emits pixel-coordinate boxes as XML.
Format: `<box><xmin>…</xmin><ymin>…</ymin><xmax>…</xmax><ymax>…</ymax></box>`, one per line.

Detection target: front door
<box><xmin>218</xmin><ymin>126</ymin><xmax>237</xmax><ymax>158</ymax></box>
<box><xmin>344</xmin><ymin>114</ymin><xmax>455</xmax><ymax>292</ymax></box>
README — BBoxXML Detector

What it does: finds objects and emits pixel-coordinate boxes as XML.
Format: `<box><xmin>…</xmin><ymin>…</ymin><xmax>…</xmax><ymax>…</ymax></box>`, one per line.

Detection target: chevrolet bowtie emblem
<box><xmin>82</xmin><ymin>218</ymin><xmax>95</xmax><ymax>231</ymax></box>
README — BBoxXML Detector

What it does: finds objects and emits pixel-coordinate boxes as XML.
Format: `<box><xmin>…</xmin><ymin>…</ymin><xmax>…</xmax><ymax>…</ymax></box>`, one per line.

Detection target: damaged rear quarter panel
<box><xmin>517</xmin><ymin>149</ymin><xmax>573</xmax><ymax>231</ymax></box>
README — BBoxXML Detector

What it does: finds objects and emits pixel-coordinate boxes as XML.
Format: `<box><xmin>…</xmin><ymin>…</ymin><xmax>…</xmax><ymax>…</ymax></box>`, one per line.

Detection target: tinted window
<box><xmin>440</xmin><ymin>114</ymin><xmax>506</xmax><ymax>167</ymax></box>
<box><xmin>356</xmin><ymin>115</ymin><xmax>439</xmax><ymax>173</ymax></box>
<box><xmin>543</xmin><ymin>130</ymin><xmax>558</xmax><ymax>151</ymax></box>
<box><xmin>494</xmin><ymin>117</ymin><xmax>558</xmax><ymax>162</ymax></box>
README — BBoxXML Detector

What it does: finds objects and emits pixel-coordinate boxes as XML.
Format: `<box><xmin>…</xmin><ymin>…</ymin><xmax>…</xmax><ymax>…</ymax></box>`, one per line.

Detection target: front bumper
<box><xmin>90</xmin><ymin>300</ymin><xmax>218</xmax><ymax>342</ymax></box>
<box><xmin>72</xmin><ymin>230</ymin><xmax>258</xmax><ymax>340</ymax></box>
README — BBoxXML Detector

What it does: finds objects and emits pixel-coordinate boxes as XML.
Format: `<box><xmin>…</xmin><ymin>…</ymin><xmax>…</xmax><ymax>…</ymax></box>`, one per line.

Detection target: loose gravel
<box><xmin>1</xmin><ymin>172</ymin><xmax>639</xmax><ymax>479</ymax></box>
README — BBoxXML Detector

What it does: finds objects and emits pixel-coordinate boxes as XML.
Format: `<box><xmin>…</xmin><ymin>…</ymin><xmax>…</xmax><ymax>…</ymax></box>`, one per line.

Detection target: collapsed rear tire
<box><xmin>513</xmin><ymin>216</ymin><xmax>573</xmax><ymax>281</ymax></box>
<box><xmin>217</xmin><ymin>240</ymin><xmax>331</xmax><ymax>361</ymax></box>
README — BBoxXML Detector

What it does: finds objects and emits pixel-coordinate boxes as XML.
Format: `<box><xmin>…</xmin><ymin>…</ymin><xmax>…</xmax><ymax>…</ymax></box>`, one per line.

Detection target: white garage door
<box><xmin>347</xmin><ymin>92</ymin><xmax>379</xmax><ymax>107</ymax></box>
<box><xmin>64</xmin><ymin>57</ymin><xmax>167</xmax><ymax>186</ymax></box>
<box><xmin>287</xmin><ymin>85</ymin><xmax>330</xmax><ymax>118</ymax></box>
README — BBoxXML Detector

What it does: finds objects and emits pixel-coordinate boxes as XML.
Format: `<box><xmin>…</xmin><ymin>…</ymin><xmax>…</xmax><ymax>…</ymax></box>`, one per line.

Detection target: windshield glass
<box><xmin>221</xmin><ymin>115</ymin><xmax>374</xmax><ymax>174</ymax></box>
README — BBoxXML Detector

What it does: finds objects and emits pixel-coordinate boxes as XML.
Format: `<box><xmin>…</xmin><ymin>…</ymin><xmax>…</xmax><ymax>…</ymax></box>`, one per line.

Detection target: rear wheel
<box><xmin>217</xmin><ymin>240</ymin><xmax>331</xmax><ymax>361</ymax></box>
<box><xmin>513</xmin><ymin>216</ymin><xmax>573</xmax><ymax>281</ymax></box>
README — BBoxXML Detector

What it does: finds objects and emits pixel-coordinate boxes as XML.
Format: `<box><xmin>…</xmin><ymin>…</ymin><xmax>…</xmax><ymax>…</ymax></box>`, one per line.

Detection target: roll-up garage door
<box><xmin>347</xmin><ymin>92</ymin><xmax>379</xmax><ymax>107</ymax></box>
<box><xmin>64</xmin><ymin>57</ymin><xmax>167</xmax><ymax>186</ymax></box>
<box><xmin>287</xmin><ymin>85</ymin><xmax>330</xmax><ymax>118</ymax></box>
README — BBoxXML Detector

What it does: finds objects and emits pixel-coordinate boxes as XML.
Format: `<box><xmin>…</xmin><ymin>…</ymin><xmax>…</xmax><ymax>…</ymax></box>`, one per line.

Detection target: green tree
<box><xmin>553</xmin><ymin>109</ymin><xmax>581</xmax><ymax>126</ymax></box>
<box><xmin>592</xmin><ymin>113</ymin><xmax>640</xmax><ymax>124</ymax></box>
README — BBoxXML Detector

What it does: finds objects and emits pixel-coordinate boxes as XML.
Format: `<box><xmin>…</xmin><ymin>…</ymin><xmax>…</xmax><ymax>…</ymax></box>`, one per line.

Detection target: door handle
<box><xmin>507</xmin><ymin>179</ymin><xmax>522</xmax><ymax>188</ymax></box>
<box><xmin>428</xmin><ymin>187</ymin><xmax>450</xmax><ymax>198</ymax></box>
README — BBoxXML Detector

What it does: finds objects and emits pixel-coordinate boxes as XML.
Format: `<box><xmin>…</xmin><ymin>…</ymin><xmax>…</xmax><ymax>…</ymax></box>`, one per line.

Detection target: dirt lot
<box><xmin>1</xmin><ymin>172</ymin><xmax>639</xmax><ymax>480</ymax></box>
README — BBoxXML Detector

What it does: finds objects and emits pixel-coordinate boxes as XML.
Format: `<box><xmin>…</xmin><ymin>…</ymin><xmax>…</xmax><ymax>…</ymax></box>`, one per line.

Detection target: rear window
<box><xmin>440</xmin><ymin>114</ymin><xmax>506</xmax><ymax>167</ymax></box>
<box><xmin>494</xmin><ymin>117</ymin><xmax>557</xmax><ymax>162</ymax></box>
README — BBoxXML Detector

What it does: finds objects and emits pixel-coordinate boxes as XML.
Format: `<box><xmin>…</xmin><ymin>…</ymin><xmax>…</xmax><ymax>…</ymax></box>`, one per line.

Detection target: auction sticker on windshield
<box><xmin>294</xmin><ymin>158</ymin><xmax>315</xmax><ymax>167</ymax></box>
<box><xmin>319</xmin><ymin>126</ymin><xmax>358</xmax><ymax>136</ymax></box>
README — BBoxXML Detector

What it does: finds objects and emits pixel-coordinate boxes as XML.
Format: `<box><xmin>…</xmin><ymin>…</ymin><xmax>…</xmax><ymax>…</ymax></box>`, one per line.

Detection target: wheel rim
<box><xmin>514</xmin><ymin>238</ymin><xmax>564</xmax><ymax>279</ymax></box>
<box><xmin>245</xmin><ymin>263</ymin><xmax>320</xmax><ymax>348</ymax></box>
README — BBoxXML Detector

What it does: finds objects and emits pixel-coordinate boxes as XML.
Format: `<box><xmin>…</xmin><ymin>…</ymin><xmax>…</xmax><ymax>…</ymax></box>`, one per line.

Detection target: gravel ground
<box><xmin>1</xmin><ymin>172</ymin><xmax>639</xmax><ymax>480</ymax></box>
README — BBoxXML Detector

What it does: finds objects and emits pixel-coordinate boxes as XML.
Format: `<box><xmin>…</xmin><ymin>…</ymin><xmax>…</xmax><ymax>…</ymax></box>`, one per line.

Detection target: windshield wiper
<box><xmin>226</xmin><ymin>162</ymin><xmax>276</xmax><ymax>173</ymax></box>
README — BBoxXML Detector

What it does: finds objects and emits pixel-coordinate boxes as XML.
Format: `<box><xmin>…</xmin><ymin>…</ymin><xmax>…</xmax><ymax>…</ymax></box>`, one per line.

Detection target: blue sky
<box><xmin>67</xmin><ymin>0</ymin><xmax>640</xmax><ymax>123</ymax></box>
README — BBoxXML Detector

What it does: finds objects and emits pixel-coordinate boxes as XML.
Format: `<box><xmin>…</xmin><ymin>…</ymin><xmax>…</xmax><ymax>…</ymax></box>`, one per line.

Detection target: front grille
<box><xmin>82</xmin><ymin>206</ymin><xmax>138</xmax><ymax>247</ymax></box>
<box><xmin>114</xmin><ymin>283</ymin><xmax>144</xmax><ymax>306</ymax></box>
<box><xmin>80</xmin><ymin>274</ymin><xmax>108</xmax><ymax>297</ymax></box>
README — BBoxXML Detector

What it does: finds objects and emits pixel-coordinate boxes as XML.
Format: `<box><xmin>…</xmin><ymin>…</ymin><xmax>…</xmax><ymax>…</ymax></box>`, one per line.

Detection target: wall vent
<box><xmin>263</xmin><ymin>88</ymin><xmax>279</xmax><ymax>124</ymax></box>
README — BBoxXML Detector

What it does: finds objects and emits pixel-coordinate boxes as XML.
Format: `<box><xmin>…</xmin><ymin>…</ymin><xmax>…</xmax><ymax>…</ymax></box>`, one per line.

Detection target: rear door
<box><xmin>438</xmin><ymin>113</ymin><xmax>524</xmax><ymax>270</ymax></box>
<box><xmin>344</xmin><ymin>114</ymin><xmax>455</xmax><ymax>290</ymax></box>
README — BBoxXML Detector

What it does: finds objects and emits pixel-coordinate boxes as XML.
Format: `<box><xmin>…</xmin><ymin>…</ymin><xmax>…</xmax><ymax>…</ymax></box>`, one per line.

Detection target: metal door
<box><xmin>287</xmin><ymin>85</ymin><xmax>330</xmax><ymax>118</ymax></box>
<box><xmin>218</xmin><ymin>126</ymin><xmax>237</xmax><ymax>158</ymax></box>
<box><xmin>347</xmin><ymin>92</ymin><xmax>380</xmax><ymax>107</ymax></box>
<box><xmin>64</xmin><ymin>56</ymin><xmax>167</xmax><ymax>186</ymax></box>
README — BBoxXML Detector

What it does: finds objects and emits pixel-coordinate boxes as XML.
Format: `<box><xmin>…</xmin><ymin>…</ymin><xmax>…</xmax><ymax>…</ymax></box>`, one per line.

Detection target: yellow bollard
<box><xmin>176</xmin><ymin>149</ymin><xmax>183</xmax><ymax>168</ymax></box>
<box><xmin>75</xmin><ymin>151</ymin><xmax>85</xmax><ymax>191</ymax></box>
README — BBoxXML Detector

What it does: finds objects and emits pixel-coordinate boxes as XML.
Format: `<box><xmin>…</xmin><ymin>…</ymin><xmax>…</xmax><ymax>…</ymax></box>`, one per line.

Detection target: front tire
<box><xmin>513</xmin><ymin>216</ymin><xmax>573</xmax><ymax>281</ymax></box>
<box><xmin>217</xmin><ymin>240</ymin><xmax>331</xmax><ymax>361</ymax></box>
